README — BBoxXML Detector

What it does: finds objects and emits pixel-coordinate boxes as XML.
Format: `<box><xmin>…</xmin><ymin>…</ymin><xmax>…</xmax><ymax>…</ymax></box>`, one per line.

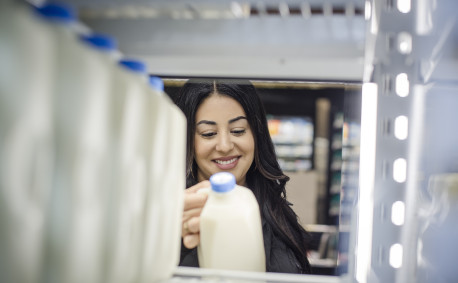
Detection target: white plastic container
<box><xmin>49</xmin><ymin>32</ymin><xmax>117</xmax><ymax>283</ymax></box>
<box><xmin>0</xmin><ymin>3</ymin><xmax>69</xmax><ymax>283</ymax></box>
<box><xmin>198</xmin><ymin>172</ymin><xmax>266</xmax><ymax>272</ymax></box>
<box><xmin>164</xmin><ymin>102</ymin><xmax>187</xmax><ymax>272</ymax></box>
<box><xmin>105</xmin><ymin>59</ymin><xmax>149</xmax><ymax>283</ymax></box>
<box><xmin>139</xmin><ymin>77</ymin><xmax>186</xmax><ymax>283</ymax></box>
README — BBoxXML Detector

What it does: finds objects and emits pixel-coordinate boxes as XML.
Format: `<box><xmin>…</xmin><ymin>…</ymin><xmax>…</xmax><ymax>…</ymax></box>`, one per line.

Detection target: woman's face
<box><xmin>194</xmin><ymin>94</ymin><xmax>255</xmax><ymax>186</ymax></box>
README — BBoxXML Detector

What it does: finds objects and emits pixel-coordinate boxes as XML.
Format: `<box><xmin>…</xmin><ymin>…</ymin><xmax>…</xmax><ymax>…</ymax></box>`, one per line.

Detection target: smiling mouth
<box><xmin>214</xmin><ymin>157</ymin><xmax>239</xmax><ymax>165</ymax></box>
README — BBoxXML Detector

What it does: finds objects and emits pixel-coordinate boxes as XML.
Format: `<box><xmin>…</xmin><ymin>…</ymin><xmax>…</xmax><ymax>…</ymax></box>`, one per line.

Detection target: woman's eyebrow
<box><xmin>228</xmin><ymin>116</ymin><xmax>247</xmax><ymax>124</ymax></box>
<box><xmin>196</xmin><ymin>120</ymin><xmax>216</xmax><ymax>126</ymax></box>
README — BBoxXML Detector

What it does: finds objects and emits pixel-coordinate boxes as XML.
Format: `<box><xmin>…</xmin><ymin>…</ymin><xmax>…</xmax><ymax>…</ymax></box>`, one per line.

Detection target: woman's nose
<box><xmin>215</xmin><ymin>133</ymin><xmax>234</xmax><ymax>153</ymax></box>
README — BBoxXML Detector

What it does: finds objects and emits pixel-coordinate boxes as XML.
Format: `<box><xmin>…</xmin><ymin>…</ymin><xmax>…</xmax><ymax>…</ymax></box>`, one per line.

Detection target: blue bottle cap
<box><xmin>35</xmin><ymin>2</ymin><xmax>76</xmax><ymax>23</ymax></box>
<box><xmin>79</xmin><ymin>34</ymin><xmax>117</xmax><ymax>51</ymax></box>
<box><xmin>119</xmin><ymin>59</ymin><xmax>147</xmax><ymax>73</ymax></box>
<box><xmin>149</xmin><ymin>76</ymin><xmax>164</xmax><ymax>91</ymax></box>
<box><xmin>210</xmin><ymin>172</ymin><xmax>236</xmax><ymax>193</ymax></box>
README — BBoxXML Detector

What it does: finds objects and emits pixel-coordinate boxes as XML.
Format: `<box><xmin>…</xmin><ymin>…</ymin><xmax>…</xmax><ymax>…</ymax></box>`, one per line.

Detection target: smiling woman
<box><xmin>174</xmin><ymin>79</ymin><xmax>313</xmax><ymax>274</ymax></box>
<box><xmin>194</xmin><ymin>95</ymin><xmax>255</xmax><ymax>186</ymax></box>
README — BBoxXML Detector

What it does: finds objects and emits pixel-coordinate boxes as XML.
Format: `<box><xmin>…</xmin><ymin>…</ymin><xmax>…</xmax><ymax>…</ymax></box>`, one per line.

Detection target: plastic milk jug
<box><xmin>149</xmin><ymin>78</ymin><xmax>187</xmax><ymax>277</ymax></box>
<box><xmin>139</xmin><ymin>77</ymin><xmax>186</xmax><ymax>283</ymax></box>
<box><xmin>198</xmin><ymin>172</ymin><xmax>266</xmax><ymax>272</ymax></box>
<box><xmin>163</xmin><ymin>101</ymin><xmax>187</xmax><ymax>273</ymax></box>
<box><xmin>0</xmin><ymin>2</ymin><xmax>72</xmax><ymax>283</ymax></box>
<box><xmin>139</xmin><ymin>76</ymin><xmax>169</xmax><ymax>283</ymax></box>
<box><xmin>105</xmin><ymin>59</ymin><xmax>149</xmax><ymax>283</ymax></box>
<box><xmin>49</xmin><ymin>32</ymin><xmax>116</xmax><ymax>283</ymax></box>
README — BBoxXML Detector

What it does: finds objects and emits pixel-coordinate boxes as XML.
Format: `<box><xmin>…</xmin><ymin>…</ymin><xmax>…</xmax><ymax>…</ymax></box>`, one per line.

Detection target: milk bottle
<box><xmin>139</xmin><ymin>77</ymin><xmax>186</xmax><ymax>283</ymax></box>
<box><xmin>47</xmin><ymin>32</ymin><xmax>116</xmax><ymax>283</ymax></box>
<box><xmin>139</xmin><ymin>76</ymin><xmax>167</xmax><ymax>283</ymax></box>
<box><xmin>105</xmin><ymin>59</ymin><xmax>149</xmax><ymax>283</ymax></box>
<box><xmin>0</xmin><ymin>3</ymin><xmax>72</xmax><ymax>283</ymax></box>
<box><xmin>164</xmin><ymin>102</ymin><xmax>187</xmax><ymax>273</ymax></box>
<box><xmin>198</xmin><ymin>172</ymin><xmax>266</xmax><ymax>272</ymax></box>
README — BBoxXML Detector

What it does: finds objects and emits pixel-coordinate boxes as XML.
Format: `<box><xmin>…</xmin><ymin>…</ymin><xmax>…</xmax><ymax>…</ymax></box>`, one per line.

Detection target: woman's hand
<box><xmin>182</xmin><ymin>180</ymin><xmax>210</xmax><ymax>249</ymax></box>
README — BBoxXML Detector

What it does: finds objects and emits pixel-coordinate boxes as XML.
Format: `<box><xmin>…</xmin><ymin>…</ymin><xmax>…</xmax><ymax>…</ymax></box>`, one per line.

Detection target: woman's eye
<box><xmin>201</xmin><ymin>132</ymin><xmax>216</xmax><ymax>138</ymax></box>
<box><xmin>231</xmin><ymin>129</ymin><xmax>246</xmax><ymax>135</ymax></box>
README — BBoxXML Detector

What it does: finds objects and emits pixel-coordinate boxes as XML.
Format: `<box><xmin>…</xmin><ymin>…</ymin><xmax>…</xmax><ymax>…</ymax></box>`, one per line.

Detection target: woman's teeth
<box><xmin>215</xmin><ymin>157</ymin><xmax>237</xmax><ymax>165</ymax></box>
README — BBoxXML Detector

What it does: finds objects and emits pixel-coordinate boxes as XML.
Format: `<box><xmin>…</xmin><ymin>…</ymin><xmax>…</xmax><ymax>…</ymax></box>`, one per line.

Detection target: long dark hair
<box><xmin>174</xmin><ymin>78</ymin><xmax>311</xmax><ymax>273</ymax></box>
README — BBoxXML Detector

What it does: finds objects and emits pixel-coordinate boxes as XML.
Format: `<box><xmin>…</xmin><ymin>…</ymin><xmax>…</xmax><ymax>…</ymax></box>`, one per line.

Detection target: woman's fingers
<box><xmin>181</xmin><ymin>180</ymin><xmax>211</xmax><ymax>248</ymax></box>
<box><xmin>181</xmin><ymin>216</ymin><xmax>200</xmax><ymax>237</ymax></box>
<box><xmin>183</xmin><ymin>180</ymin><xmax>210</xmax><ymax>211</ymax></box>
<box><xmin>183</xmin><ymin>233</ymin><xmax>200</xmax><ymax>249</ymax></box>
<box><xmin>187</xmin><ymin>216</ymin><xmax>200</xmax><ymax>233</ymax></box>
<box><xmin>183</xmin><ymin>192</ymin><xmax>208</xmax><ymax>211</ymax></box>
<box><xmin>185</xmin><ymin>180</ymin><xmax>211</xmax><ymax>194</ymax></box>
<box><xmin>182</xmin><ymin>207</ymin><xmax>202</xmax><ymax>223</ymax></box>
<box><xmin>183</xmin><ymin>213</ymin><xmax>202</xmax><ymax>248</ymax></box>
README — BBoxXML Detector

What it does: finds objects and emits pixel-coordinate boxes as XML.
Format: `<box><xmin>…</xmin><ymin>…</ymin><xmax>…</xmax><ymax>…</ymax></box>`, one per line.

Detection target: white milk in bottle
<box><xmin>198</xmin><ymin>172</ymin><xmax>266</xmax><ymax>272</ymax></box>
<box><xmin>0</xmin><ymin>2</ymin><xmax>72</xmax><ymax>283</ymax></box>
<box><xmin>165</xmin><ymin>101</ymin><xmax>187</xmax><ymax>271</ymax></box>
<box><xmin>150</xmin><ymin>77</ymin><xmax>187</xmax><ymax>274</ymax></box>
<box><xmin>164</xmin><ymin>102</ymin><xmax>187</xmax><ymax>272</ymax></box>
<box><xmin>49</xmin><ymin>33</ymin><xmax>117</xmax><ymax>283</ymax></box>
<box><xmin>139</xmin><ymin>76</ymin><xmax>168</xmax><ymax>283</ymax></box>
<box><xmin>105</xmin><ymin>59</ymin><xmax>149</xmax><ymax>283</ymax></box>
<box><xmin>139</xmin><ymin>76</ymin><xmax>186</xmax><ymax>283</ymax></box>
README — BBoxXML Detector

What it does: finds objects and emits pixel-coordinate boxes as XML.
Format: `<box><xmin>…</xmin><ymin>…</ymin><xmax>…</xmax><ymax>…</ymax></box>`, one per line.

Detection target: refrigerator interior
<box><xmin>2</xmin><ymin>0</ymin><xmax>458</xmax><ymax>282</ymax></box>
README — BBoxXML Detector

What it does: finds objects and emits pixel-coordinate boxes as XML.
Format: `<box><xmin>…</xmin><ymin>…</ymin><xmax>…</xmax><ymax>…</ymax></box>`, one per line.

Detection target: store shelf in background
<box><xmin>275</xmin><ymin>144</ymin><xmax>313</xmax><ymax>159</ymax></box>
<box><xmin>340</xmin><ymin>160</ymin><xmax>359</xmax><ymax>173</ymax></box>
<box><xmin>305</xmin><ymin>224</ymin><xmax>339</xmax><ymax>275</ymax></box>
<box><xmin>341</xmin><ymin>145</ymin><xmax>360</xmax><ymax>160</ymax></box>
<box><xmin>304</xmin><ymin>223</ymin><xmax>352</xmax><ymax>276</ymax></box>
<box><xmin>331</xmin><ymin>134</ymin><xmax>343</xmax><ymax>150</ymax></box>
<box><xmin>268</xmin><ymin>115</ymin><xmax>314</xmax><ymax>172</ymax></box>
<box><xmin>268</xmin><ymin>116</ymin><xmax>314</xmax><ymax>144</ymax></box>
<box><xmin>333</xmin><ymin>112</ymin><xmax>344</xmax><ymax>129</ymax></box>
<box><xmin>330</xmin><ymin>147</ymin><xmax>342</xmax><ymax>171</ymax></box>
<box><xmin>327</xmin><ymin>110</ymin><xmax>344</xmax><ymax>224</ymax></box>
<box><xmin>341</xmin><ymin>185</ymin><xmax>357</xmax><ymax>202</ymax></box>
<box><xmin>340</xmin><ymin>121</ymin><xmax>360</xmax><ymax>191</ymax></box>
<box><xmin>330</xmin><ymin>172</ymin><xmax>341</xmax><ymax>195</ymax></box>
<box><xmin>337</xmin><ymin>119</ymin><xmax>360</xmax><ymax>266</ymax></box>
<box><xmin>328</xmin><ymin>194</ymin><xmax>340</xmax><ymax>216</ymax></box>
<box><xmin>341</xmin><ymin>170</ymin><xmax>358</xmax><ymax>187</ymax></box>
<box><xmin>336</xmin><ymin>229</ymin><xmax>350</xmax><ymax>275</ymax></box>
<box><xmin>278</xmin><ymin>158</ymin><xmax>312</xmax><ymax>172</ymax></box>
<box><xmin>71</xmin><ymin>0</ymin><xmax>366</xmax><ymax>81</ymax></box>
<box><xmin>342</xmin><ymin>122</ymin><xmax>360</xmax><ymax>143</ymax></box>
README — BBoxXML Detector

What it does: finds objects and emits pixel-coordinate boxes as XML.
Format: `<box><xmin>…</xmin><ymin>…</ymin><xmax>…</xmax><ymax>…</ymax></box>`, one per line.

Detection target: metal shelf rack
<box><xmin>58</xmin><ymin>0</ymin><xmax>366</xmax><ymax>81</ymax></box>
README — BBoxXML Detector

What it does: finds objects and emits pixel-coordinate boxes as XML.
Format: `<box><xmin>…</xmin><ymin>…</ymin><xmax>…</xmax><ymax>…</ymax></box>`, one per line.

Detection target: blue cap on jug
<box><xmin>119</xmin><ymin>59</ymin><xmax>147</xmax><ymax>74</ymax></box>
<box><xmin>210</xmin><ymin>172</ymin><xmax>236</xmax><ymax>193</ymax></box>
<box><xmin>35</xmin><ymin>2</ymin><xmax>76</xmax><ymax>23</ymax></box>
<box><xmin>149</xmin><ymin>76</ymin><xmax>164</xmax><ymax>91</ymax></box>
<box><xmin>80</xmin><ymin>34</ymin><xmax>117</xmax><ymax>51</ymax></box>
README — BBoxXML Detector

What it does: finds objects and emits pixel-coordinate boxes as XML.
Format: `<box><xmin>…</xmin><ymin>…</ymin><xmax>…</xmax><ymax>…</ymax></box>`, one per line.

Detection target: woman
<box><xmin>174</xmin><ymin>79</ymin><xmax>312</xmax><ymax>274</ymax></box>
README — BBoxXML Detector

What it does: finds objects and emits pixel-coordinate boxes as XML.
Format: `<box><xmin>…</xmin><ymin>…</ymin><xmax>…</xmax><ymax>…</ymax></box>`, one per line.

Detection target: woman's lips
<box><xmin>213</xmin><ymin>156</ymin><xmax>239</xmax><ymax>170</ymax></box>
